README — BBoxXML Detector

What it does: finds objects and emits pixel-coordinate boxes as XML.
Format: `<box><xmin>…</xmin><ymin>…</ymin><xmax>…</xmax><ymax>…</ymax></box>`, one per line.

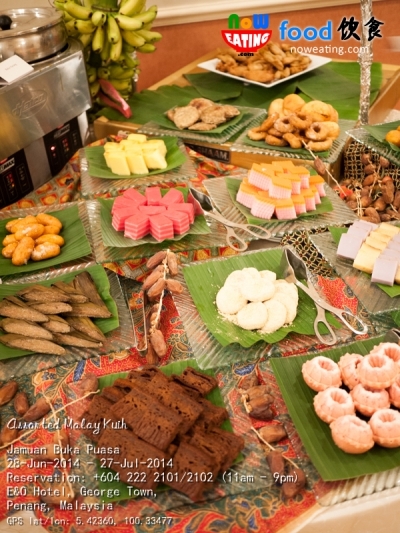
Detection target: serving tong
<box><xmin>281</xmin><ymin>248</ymin><xmax>368</xmax><ymax>345</ymax></box>
<box><xmin>189</xmin><ymin>187</ymin><xmax>273</xmax><ymax>252</ymax></box>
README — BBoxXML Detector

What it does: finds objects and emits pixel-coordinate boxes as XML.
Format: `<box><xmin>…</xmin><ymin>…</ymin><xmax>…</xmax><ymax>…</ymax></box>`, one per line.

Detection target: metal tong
<box><xmin>281</xmin><ymin>248</ymin><xmax>368</xmax><ymax>345</ymax></box>
<box><xmin>189</xmin><ymin>187</ymin><xmax>272</xmax><ymax>252</ymax></box>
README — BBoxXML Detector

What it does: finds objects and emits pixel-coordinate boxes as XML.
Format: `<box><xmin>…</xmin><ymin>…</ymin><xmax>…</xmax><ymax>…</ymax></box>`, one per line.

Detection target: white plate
<box><xmin>198</xmin><ymin>54</ymin><xmax>332</xmax><ymax>89</ymax></box>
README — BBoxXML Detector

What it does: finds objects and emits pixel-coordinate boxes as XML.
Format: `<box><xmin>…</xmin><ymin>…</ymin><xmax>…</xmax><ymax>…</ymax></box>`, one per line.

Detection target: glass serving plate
<box><xmin>79</xmin><ymin>139</ymin><xmax>197</xmax><ymax>199</ymax></box>
<box><xmin>346</xmin><ymin>126</ymin><xmax>400</xmax><ymax>167</ymax></box>
<box><xmin>231</xmin><ymin>119</ymin><xmax>355</xmax><ymax>163</ymax></box>
<box><xmin>0</xmin><ymin>201</ymin><xmax>94</xmax><ymax>281</ymax></box>
<box><xmin>205</xmin><ymin>177</ymin><xmax>357</xmax><ymax>239</ymax></box>
<box><xmin>85</xmin><ymin>198</ymin><xmax>245</xmax><ymax>263</ymax></box>
<box><xmin>137</xmin><ymin>106</ymin><xmax>267</xmax><ymax>144</ymax></box>
<box><xmin>310</xmin><ymin>231</ymin><xmax>400</xmax><ymax>315</ymax></box>
<box><xmin>0</xmin><ymin>264</ymin><xmax>136</xmax><ymax>380</ymax></box>
<box><xmin>173</xmin><ymin>248</ymin><xmax>364</xmax><ymax>370</ymax></box>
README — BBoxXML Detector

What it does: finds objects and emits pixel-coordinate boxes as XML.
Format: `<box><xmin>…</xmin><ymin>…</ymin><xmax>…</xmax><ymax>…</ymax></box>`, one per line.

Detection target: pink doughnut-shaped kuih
<box><xmin>350</xmin><ymin>384</ymin><xmax>390</xmax><ymax>417</ymax></box>
<box><xmin>338</xmin><ymin>353</ymin><xmax>363</xmax><ymax>390</ymax></box>
<box><xmin>302</xmin><ymin>356</ymin><xmax>342</xmax><ymax>392</ymax></box>
<box><xmin>313</xmin><ymin>387</ymin><xmax>355</xmax><ymax>424</ymax></box>
<box><xmin>369</xmin><ymin>409</ymin><xmax>400</xmax><ymax>448</ymax></box>
<box><xmin>330</xmin><ymin>415</ymin><xmax>374</xmax><ymax>454</ymax></box>
<box><xmin>370</xmin><ymin>342</ymin><xmax>400</xmax><ymax>371</ymax></box>
<box><xmin>388</xmin><ymin>374</ymin><xmax>400</xmax><ymax>409</ymax></box>
<box><xmin>357</xmin><ymin>353</ymin><xmax>397</xmax><ymax>390</ymax></box>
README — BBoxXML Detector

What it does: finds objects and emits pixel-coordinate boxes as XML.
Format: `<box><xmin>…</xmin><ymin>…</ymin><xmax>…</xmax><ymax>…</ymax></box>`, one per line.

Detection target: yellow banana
<box><xmin>100</xmin><ymin>38</ymin><xmax>111</xmax><ymax>63</ymax></box>
<box><xmin>130</xmin><ymin>9</ymin><xmax>157</xmax><ymax>24</ymax></box>
<box><xmin>141</xmin><ymin>22</ymin><xmax>153</xmax><ymax>31</ymax></box>
<box><xmin>65</xmin><ymin>19</ymin><xmax>79</xmax><ymax>36</ymax></box>
<box><xmin>115</xmin><ymin>14</ymin><xmax>143</xmax><ymax>31</ymax></box>
<box><xmin>54</xmin><ymin>1</ymin><xmax>66</xmax><ymax>11</ymax></box>
<box><xmin>89</xmin><ymin>80</ymin><xmax>100</xmax><ymax>98</ymax></box>
<box><xmin>109</xmin><ymin>78</ymin><xmax>132</xmax><ymax>92</ymax></box>
<box><xmin>136</xmin><ymin>29</ymin><xmax>162</xmax><ymax>42</ymax></box>
<box><xmin>82</xmin><ymin>0</ymin><xmax>93</xmax><ymax>8</ymax></box>
<box><xmin>121</xmin><ymin>30</ymin><xmax>145</xmax><ymax>47</ymax></box>
<box><xmin>148</xmin><ymin>5</ymin><xmax>158</xmax><ymax>12</ymax></box>
<box><xmin>97</xmin><ymin>67</ymin><xmax>110</xmax><ymax>79</ymax></box>
<box><xmin>137</xmin><ymin>43</ymin><xmax>156</xmax><ymax>53</ymax></box>
<box><xmin>119</xmin><ymin>0</ymin><xmax>146</xmax><ymax>17</ymax></box>
<box><xmin>110</xmin><ymin>38</ymin><xmax>123</xmax><ymax>62</ymax></box>
<box><xmin>62</xmin><ymin>11</ymin><xmax>74</xmax><ymax>22</ymax></box>
<box><xmin>74</xmin><ymin>19</ymin><xmax>96</xmax><ymax>33</ymax></box>
<box><xmin>91</xmin><ymin>10</ymin><xmax>107</xmax><ymax>27</ymax></box>
<box><xmin>92</xmin><ymin>25</ymin><xmax>105</xmax><ymax>53</ymax></box>
<box><xmin>107</xmin><ymin>14</ymin><xmax>121</xmax><ymax>44</ymax></box>
<box><xmin>64</xmin><ymin>1</ymin><xmax>92</xmax><ymax>20</ymax></box>
<box><xmin>78</xmin><ymin>32</ymin><xmax>93</xmax><ymax>48</ymax></box>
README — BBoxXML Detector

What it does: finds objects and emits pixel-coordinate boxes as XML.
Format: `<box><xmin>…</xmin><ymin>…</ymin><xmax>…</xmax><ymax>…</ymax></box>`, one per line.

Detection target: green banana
<box><xmin>107</xmin><ymin>14</ymin><xmax>121</xmax><ymax>44</ymax></box>
<box><xmin>86</xmin><ymin>66</ymin><xmax>97</xmax><ymax>84</ymax></box>
<box><xmin>136</xmin><ymin>29</ymin><xmax>162</xmax><ymax>42</ymax></box>
<box><xmin>89</xmin><ymin>80</ymin><xmax>100</xmax><ymax>98</ymax></box>
<box><xmin>121</xmin><ymin>30</ymin><xmax>145</xmax><ymax>47</ymax></box>
<box><xmin>100</xmin><ymin>38</ymin><xmax>111</xmax><ymax>63</ymax></box>
<box><xmin>82</xmin><ymin>0</ymin><xmax>93</xmax><ymax>8</ymax></box>
<box><xmin>97</xmin><ymin>67</ymin><xmax>110</xmax><ymax>79</ymax></box>
<box><xmin>110</xmin><ymin>38</ymin><xmax>123</xmax><ymax>62</ymax></box>
<box><xmin>91</xmin><ymin>11</ymin><xmax>107</xmax><ymax>27</ymax></box>
<box><xmin>119</xmin><ymin>0</ymin><xmax>146</xmax><ymax>17</ymax></box>
<box><xmin>122</xmin><ymin>42</ymin><xmax>136</xmax><ymax>54</ymax></box>
<box><xmin>54</xmin><ymin>1</ymin><xmax>66</xmax><ymax>11</ymax></box>
<box><xmin>109</xmin><ymin>65</ymin><xmax>135</xmax><ymax>79</ymax></box>
<box><xmin>78</xmin><ymin>32</ymin><xmax>93</xmax><ymax>48</ymax></box>
<box><xmin>109</xmin><ymin>78</ymin><xmax>132</xmax><ymax>91</ymax></box>
<box><xmin>92</xmin><ymin>25</ymin><xmax>105</xmax><ymax>53</ymax></box>
<box><xmin>137</xmin><ymin>43</ymin><xmax>156</xmax><ymax>53</ymax></box>
<box><xmin>74</xmin><ymin>19</ymin><xmax>96</xmax><ymax>33</ymax></box>
<box><xmin>64</xmin><ymin>1</ymin><xmax>92</xmax><ymax>20</ymax></box>
<box><xmin>130</xmin><ymin>9</ymin><xmax>157</xmax><ymax>24</ymax></box>
<box><xmin>115</xmin><ymin>14</ymin><xmax>143</xmax><ymax>31</ymax></box>
<box><xmin>120</xmin><ymin>52</ymin><xmax>138</xmax><ymax>68</ymax></box>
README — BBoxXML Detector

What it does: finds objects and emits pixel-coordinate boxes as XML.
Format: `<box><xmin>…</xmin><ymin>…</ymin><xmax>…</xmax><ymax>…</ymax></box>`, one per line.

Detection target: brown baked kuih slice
<box><xmin>206</xmin><ymin>427</ymin><xmax>245</xmax><ymax>472</ymax></box>
<box><xmin>100</xmin><ymin>386</ymin><xmax>126</xmax><ymax>403</ymax></box>
<box><xmin>188</xmin><ymin>427</ymin><xmax>229</xmax><ymax>473</ymax></box>
<box><xmin>164</xmin><ymin>440</ymin><xmax>219</xmax><ymax>501</ymax></box>
<box><xmin>80</xmin><ymin>395</ymin><xmax>114</xmax><ymax>442</ymax></box>
<box><xmin>172</xmin><ymin>367</ymin><xmax>218</xmax><ymax>396</ymax></box>
<box><xmin>110</xmin><ymin>388</ymin><xmax>183</xmax><ymax>451</ymax></box>
<box><xmin>193</xmin><ymin>397</ymin><xmax>229</xmax><ymax>429</ymax></box>
<box><xmin>97</xmin><ymin>428</ymin><xmax>167</xmax><ymax>490</ymax></box>
<box><xmin>128</xmin><ymin>376</ymin><xmax>203</xmax><ymax>436</ymax></box>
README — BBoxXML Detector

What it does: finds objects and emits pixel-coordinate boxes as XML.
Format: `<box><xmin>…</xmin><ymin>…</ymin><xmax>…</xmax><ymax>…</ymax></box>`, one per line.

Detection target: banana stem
<box><xmin>91</xmin><ymin>0</ymin><xmax>118</xmax><ymax>10</ymax></box>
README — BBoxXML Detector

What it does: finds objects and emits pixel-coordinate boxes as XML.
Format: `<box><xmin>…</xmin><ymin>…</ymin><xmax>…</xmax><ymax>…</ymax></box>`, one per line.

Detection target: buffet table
<box><xmin>0</xmin><ymin>53</ymin><xmax>400</xmax><ymax>533</ymax></box>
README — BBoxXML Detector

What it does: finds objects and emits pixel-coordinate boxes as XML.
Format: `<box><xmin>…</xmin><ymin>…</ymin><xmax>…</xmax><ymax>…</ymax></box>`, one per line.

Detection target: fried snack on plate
<box><xmin>31</xmin><ymin>242</ymin><xmax>61</xmax><ymax>261</ymax></box>
<box><xmin>12</xmin><ymin>237</ymin><xmax>35</xmax><ymax>266</ymax></box>
<box><xmin>36</xmin><ymin>213</ymin><xmax>63</xmax><ymax>229</ymax></box>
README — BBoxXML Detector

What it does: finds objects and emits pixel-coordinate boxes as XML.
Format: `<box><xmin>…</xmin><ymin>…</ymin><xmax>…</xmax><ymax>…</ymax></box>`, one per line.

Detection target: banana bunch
<box><xmin>54</xmin><ymin>0</ymin><xmax>162</xmax><ymax>104</ymax></box>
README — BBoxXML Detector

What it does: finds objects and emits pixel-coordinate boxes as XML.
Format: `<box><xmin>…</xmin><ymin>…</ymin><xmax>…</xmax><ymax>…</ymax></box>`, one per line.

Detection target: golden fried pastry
<box><xmin>305</xmin><ymin>122</ymin><xmax>331</xmax><ymax>141</ymax></box>
<box><xmin>188</xmin><ymin>122</ymin><xmax>218</xmax><ymax>131</ymax></box>
<box><xmin>301</xmin><ymin>100</ymin><xmax>335</xmax><ymax>122</ymax></box>
<box><xmin>189</xmin><ymin>98</ymin><xmax>214</xmax><ymax>112</ymax></box>
<box><xmin>265</xmin><ymin>134</ymin><xmax>288</xmax><ymax>147</ymax></box>
<box><xmin>274</xmin><ymin>117</ymin><xmax>295</xmax><ymax>133</ymax></box>
<box><xmin>282</xmin><ymin>94</ymin><xmax>305</xmax><ymax>115</ymax></box>
<box><xmin>306</xmin><ymin>139</ymin><xmax>333</xmax><ymax>151</ymax></box>
<box><xmin>283</xmin><ymin>132</ymin><xmax>303</xmax><ymax>149</ymax></box>
<box><xmin>289</xmin><ymin>112</ymin><xmax>312</xmax><ymax>130</ymax></box>
<box><xmin>268</xmin><ymin>98</ymin><xmax>284</xmax><ymax>118</ymax></box>
<box><xmin>247</xmin><ymin>127</ymin><xmax>267</xmax><ymax>141</ymax></box>
<box><xmin>323</xmin><ymin>121</ymin><xmax>340</xmax><ymax>139</ymax></box>
<box><xmin>200</xmin><ymin>105</ymin><xmax>227</xmax><ymax>125</ymax></box>
<box><xmin>386</xmin><ymin>130</ymin><xmax>400</xmax><ymax>147</ymax></box>
<box><xmin>260</xmin><ymin>113</ymin><xmax>279</xmax><ymax>132</ymax></box>
<box><xmin>12</xmin><ymin>237</ymin><xmax>35</xmax><ymax>266</ymax></box>
<box><xmin>267</xmin><ymin>127</ymin><xmax>284</xmax><ymax>138</ymax></box>
<box><xmin>172</xmin><ymin>106</ymin><xmax>200</xmax><ymax>129</ymax></box>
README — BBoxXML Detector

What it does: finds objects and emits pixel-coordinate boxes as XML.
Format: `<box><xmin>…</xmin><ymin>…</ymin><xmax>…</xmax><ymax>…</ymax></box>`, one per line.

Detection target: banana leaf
<box><xmin>184</xmin><ymin>72</ymin><xmax>243</xmax><ymax>100</ymax></box>
<box><xmin>98</xmin><ymin>187</ymin><xmax>211</xmax><ymax>248</ymax></box>
<box><xmin>182</xmin><ymin>248</ymin><xmax>339</xmax><ymax>348</ymax></box>
<box><xmin>328</xmin><ymin>226</ymin><xmax>400</xmax><ymax>298</ymax></box>
<box><xmin>0</xmin><ymin>264</ymin><xmax>119</xmax><ymax>359</ymax></box>
<box><xmin>0</xmin><ymin>205</ymin><xmax>92</xmax><ymax>277</ymax></box>
<box><xmin>226</xmin><ymin>176</ymin><xmax>333</xmax><ymax>225</ymax></box>
<box><xmin>363</xmin><ymin>120</ymin><xmax>400</xmax><ymax>153</ymax></box>
<box><xmin>84</xmin><ymin>137</ymin><xmax>186</xmax><ymax>179</ymax></box>
<box><xmin>96</xmin><ymin>360</ymin><xmax>237</xmax><ymax>502</ymax></box>
<box><xmin>270</xmin><ymin>335</ymin><xmax>400</xmax><ymax>481</ymax></box>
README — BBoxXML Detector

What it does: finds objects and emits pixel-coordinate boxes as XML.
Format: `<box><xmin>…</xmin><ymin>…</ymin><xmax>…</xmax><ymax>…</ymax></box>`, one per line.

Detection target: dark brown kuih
<box><xmin>207</xmin><ymin>427</ymin><xmax>245</xmax><ymax>473</ymax></box>
<box><xmin>80</xmin><ymin>395</ymin><xmax>114</xmax><ymax>442</ymax></box>
<box><xmin>97</xmin><ymin>428</ymin><xmax>167</xmax><ymax>490</ymax></box>
<box><xmin>172</xmin><ymin>367</ymin><xmax>218</xmax><ymax>396</ymax></box>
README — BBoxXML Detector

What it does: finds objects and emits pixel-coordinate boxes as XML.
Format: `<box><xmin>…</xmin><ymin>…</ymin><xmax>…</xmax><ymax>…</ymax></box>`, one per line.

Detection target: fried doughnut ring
<box><xmin>265</xmin><ymin>134</ymin><xmax>288</xmax><ymax>147</ymax></box>
<box><xmin>289</xmin><ymin>112</ymin><xmax>312</xmax><ymax>130</ymax></box>
<box><xmin>274</xmin><ymin>117</ymin><xmax>295</xmax><ymax>133</ymax></box>
<box><xmin>306</xmin><ymin>139</ymin><xmax>333</xmax><ymax>151</ymax></box>
<box><xmin>259</xmin><ymin>113</ymin><xmax>279</xmax><ymax>132</ymax></box>
<box><xmin>283</xmin><ymin>132</ymin><xmax>303</xmax><ymax>149</ymax></box>
<box><xmin>247</xmin><ymin>127</ymin><xmax>267</xmax><ymax>141</ymax></box>
<box><xmin>305</xmin><ymin>122</ymin><xmax>330</xmax><ymax>141</ymax></box>
<box><xmin>323</xmin><ymin>121</ymin><xmax>340</xmax><ymax>139</ymax></box>
<box><xmin>267</xmin><ymin>127</ymin><xmax>283</xmax><ymax>137</ymax></box>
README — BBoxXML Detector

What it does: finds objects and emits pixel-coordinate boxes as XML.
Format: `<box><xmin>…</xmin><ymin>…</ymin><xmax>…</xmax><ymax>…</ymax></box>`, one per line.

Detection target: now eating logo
<box><xmin>221</xmin><ymin>14</ymin><xmax>272</xmax><ymax>53</ymax></box>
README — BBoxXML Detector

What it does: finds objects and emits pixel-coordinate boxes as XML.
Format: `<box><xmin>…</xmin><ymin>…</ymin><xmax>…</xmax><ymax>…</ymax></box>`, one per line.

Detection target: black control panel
<box><xmin>43</xmin><ymin>116</ymin><xmax>83</xmax><ymax>176</ymax></box>
<box><xmin>0</xmin><ymin>150</ymin><xmax>33</xmax><ymax>209</ymax></box>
